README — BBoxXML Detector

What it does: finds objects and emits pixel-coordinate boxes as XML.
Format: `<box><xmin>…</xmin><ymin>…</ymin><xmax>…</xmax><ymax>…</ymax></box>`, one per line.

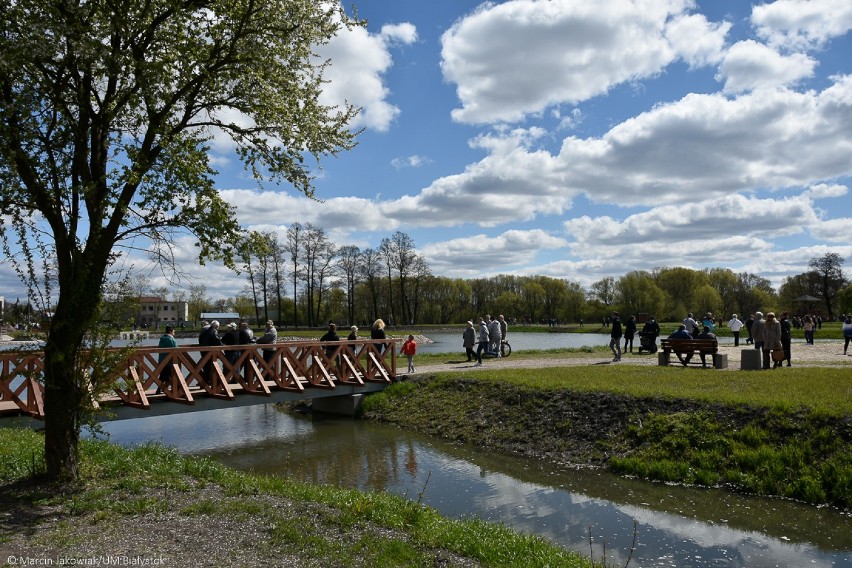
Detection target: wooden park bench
<box><xmin>659</xmin><ymin>338</ymin><xmax>725</xmax><ymax>368</ymax></box>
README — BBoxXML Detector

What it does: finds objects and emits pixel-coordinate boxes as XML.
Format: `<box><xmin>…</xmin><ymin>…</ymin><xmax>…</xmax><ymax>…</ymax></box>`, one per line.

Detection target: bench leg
<box><xmin>657</xmin><ymin>351</ymin><xmax>670</xmax><ymax>366</ymax></box>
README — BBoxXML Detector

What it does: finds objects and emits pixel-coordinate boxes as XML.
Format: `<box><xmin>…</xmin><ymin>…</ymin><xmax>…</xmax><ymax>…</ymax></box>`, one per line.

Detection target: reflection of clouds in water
<box><xmin>465</xmin><ymin>468</ymin><xmax>639</xmax><ymax>557</ymax></box>
<box><xmin>99</xmin><ymin>407</ymin><xmax>851</xmax><ymax>568</ymax></box>
<box><xmin>603</xmin><ymin>503</ymin><xmax>837</xmax><ymax>568</ymax></box>
<box><xmin>425</xmin><ymin>462</ymin><xmax>845</xmax><ymax>568</ymax></box>
<box><xmin>98</xmin><ymin>405</ymin><xmax>313</xmax><ymax>453</ymax></box>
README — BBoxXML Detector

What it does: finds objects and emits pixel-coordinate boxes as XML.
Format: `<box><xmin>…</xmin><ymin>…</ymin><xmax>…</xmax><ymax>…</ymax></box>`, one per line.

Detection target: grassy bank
<box><xmin>361</xmin><ymin>366</ymin><xmax>852</xmax><ymax>509</ymax></box>
<box><xmin>0</xmin><ymin>429</ymin><xmax>589</xmax><ymax>567</ymax></box>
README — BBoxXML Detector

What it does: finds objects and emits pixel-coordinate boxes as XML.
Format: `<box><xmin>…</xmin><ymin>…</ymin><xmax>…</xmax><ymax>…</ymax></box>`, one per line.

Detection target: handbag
<box><xmin>771</xmin><ymin>348</ymin><xmax>786</xmax><ymax>362</ymax></box>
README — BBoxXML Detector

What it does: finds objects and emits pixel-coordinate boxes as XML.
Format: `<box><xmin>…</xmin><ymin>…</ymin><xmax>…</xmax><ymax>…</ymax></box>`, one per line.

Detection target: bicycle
<box><xmin>484</xmin><ymin>339</ymin><xmax>512</xmax><ymax>358</ymax></box>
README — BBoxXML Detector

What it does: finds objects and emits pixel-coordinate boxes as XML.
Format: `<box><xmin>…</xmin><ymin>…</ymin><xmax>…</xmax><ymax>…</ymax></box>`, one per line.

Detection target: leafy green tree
<box><xmin>617</xmin><ymin>271</ymin><xmax>666</xmax><ymax>319</ymax></box>
<box><xmin>705</xmin><ymin>268</ymin><xmax>738</xmax><ymax>319</ymax></box>
<box><xmin>837</xmin><ymin>284</ymin><xmax>852</xmax><ymax>316</ymax></box>
<box><xmin>654</xmin><ymin>267</ymin><xmax>708</xmax><ymax>319</ymax></box>
<box><xmin>520</xmin><ymin>281</ymin><xmax>545</xmax><ymax>323</ymax></box>
<box><xmin>188</xmin><ymin>284</ymin><xmax>210</xmax><ymax>324</ymax></box>
<box><xmin>734</xmin><ymin>272</ymin><xmax>775</xmax><ymax>317</ymax></box>
<box><xmin>778</xmin><ymin>272</ymin><xmax>822</xmax><ymax>313</ymax></box>
<box><xmin>808</xmin><ymin>253</ymin><xmax>847</xmax><ymax>320</ymax></box>
<box><xmin>692</xmin><ymin>284</ymin><xmax>723</xmax><ymax>322</ymax></box>
<box><xmin>589</xmin><ymin>277</ymin><xmax>617</xmax><ymax>307</ymax></box>
<box><xmin>233</xmin><ymin>294</ymin><xmax>256</xmax><ymax>321</ymax></box>
<box><xmin>494</xmin><ymin>291</ymin><xmax>522</xmax><ymax>321</ymax></box>
<box><xmin>561</xmin><ymin>280</ymin><xmax>587</xmax><ymax>323</ymax></box>
<box><xmin>0</xmin><ymin>0</ymin><xmax>359</xmax><ymax>481</ymax></box>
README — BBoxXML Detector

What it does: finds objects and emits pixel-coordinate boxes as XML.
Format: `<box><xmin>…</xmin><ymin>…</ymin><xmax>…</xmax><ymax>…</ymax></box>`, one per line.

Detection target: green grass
<box><xmin>609</xmin><ymin>410</ymin><xmax>852</xmax><ymax>507</ymax></box>
<box><xmin>0</xmin><ymin>429</ymin><xmax>589</xmax><ymax>567</ymax></box>
<box><xmin>445</xmin><ymin>364</ymin><xmax>852</xmax><ymax>416</ymax></box>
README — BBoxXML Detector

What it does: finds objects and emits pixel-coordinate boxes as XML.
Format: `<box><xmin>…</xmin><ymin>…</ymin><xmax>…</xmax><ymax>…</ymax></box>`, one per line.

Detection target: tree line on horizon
<box><xmin>105</xmin><ymin>231</ymin><xmax>849</xmax><ymax>328</ymax></box>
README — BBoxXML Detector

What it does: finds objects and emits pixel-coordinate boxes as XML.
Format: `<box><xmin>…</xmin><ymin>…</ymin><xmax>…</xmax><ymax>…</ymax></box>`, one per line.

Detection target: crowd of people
<box><xmin>155</xmin><ymin>310</ymin><xmax>851</xmax><ymax>383</ymax></box>
<box><xmin>604</xmin><ymin>309</ymin><xmax>851</xmax><ymax>370</ymax></box>
<box><xmin>155</xmin><ymin>317</ymin><xmax>402</xmax><ymax>386</ymax></box>
<box><xmin>464</xmin><ymin>314</ymin><xmax>508</xmax><ymax>366</ymax></box>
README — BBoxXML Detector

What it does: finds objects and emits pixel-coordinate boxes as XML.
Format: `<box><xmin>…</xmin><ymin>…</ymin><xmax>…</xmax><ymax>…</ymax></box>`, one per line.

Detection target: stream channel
<box><xmin>100</xmin><ymin>403</ymin><xmax>852</xmax><ymax>567</ymax></box>
<box><xmin>70</xmin><ymin>331</ymin><xmax>849</xmax><ymax>566</ymax></box>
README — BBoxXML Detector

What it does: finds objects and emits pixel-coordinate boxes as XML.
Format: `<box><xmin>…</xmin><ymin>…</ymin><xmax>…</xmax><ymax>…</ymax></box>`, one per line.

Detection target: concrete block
<box><xmin>740</xmin><ymin>348</ymin><xmax>761</xmax><ymax>371</ymax></box>
<box><xmin>312</xmin><ymin>394</ymin><xmax>364</xmax><ymax>417</ymax></box>
<box><xmin>713</xmin><ymin>353</ymin><xmax>728</xmax><ymax>369</ymax></box>
<box><xmin>658</xmin><ymin>351</ymin><xmax>670</xmax><ymax>366</ymax></box>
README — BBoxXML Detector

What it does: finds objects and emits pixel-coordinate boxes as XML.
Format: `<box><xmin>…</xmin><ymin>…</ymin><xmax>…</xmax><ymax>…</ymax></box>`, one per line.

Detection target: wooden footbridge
<box><xmin>0</xmin><ymin>339</ymin><xmax>397</xmax><ymax>423</ymax></box>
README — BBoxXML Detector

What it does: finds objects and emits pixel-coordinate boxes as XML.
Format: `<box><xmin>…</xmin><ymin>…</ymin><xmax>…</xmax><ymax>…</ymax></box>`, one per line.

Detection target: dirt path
<box><xmin>410</xmin><ymin>341</ymin><xmax>852</xmax><ymax>375</ymax></box>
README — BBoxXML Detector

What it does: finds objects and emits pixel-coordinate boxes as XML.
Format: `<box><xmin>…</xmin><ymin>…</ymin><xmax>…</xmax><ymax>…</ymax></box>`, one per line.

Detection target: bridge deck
<box><xmin>0</xmin><ymin>339</ymin><xmax>397</xmax><ymax>422</ymax></box>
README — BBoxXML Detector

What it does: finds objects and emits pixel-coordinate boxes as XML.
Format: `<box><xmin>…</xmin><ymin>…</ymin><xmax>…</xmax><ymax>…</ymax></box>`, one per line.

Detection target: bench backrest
<box><xmin>661</xmin><ymin>338</ymin><xmax>718</xmax><ymax>351</ymax></box>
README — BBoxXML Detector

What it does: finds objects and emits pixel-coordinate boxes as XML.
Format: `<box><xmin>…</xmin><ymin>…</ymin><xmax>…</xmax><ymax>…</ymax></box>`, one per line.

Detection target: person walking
<box><xmin>745</xmin><ymin>314</ymin><xmax>755</xmax><ymax>344</ymax></box>
<box><xmin>257</xmin><ymin>320</ymin><xmax>278</xmax><ymax>372</ymax></box>
<box><xmin>780</xmin><ymin>312</ymin><xmax>792</xmax><ymax>367</ymax></box>
<box><xmin>371</xmin><ymin>319</ymin><xmax>388</xmax><ymax>354</ymax></box>
<box><xmin>609</xmin><ymin>311</ymin><xmax>623</xmax><ymax>362</ymax></box>
<box><xmin>803</xmin><ymin>315</ymin><xmax>815</xmax><ymax>345</ymax></box>
<box><xmin>475</xmin><ymin>317</ymin><xmax>490</xmax><ymax>366</ymax></box>
<box><xmin>221</xmin><ymin>322</ymin><xmax>241</xmax><ymax>369</ymax></box>
<box><xmin>320</xmin><ymin>322</ymin><xmax>340</xmax><ymax>359</ymax></box>
<box><xmin>400</xmin><ymin>334</ymin><xmax>417</xmax><ymax>373</ymax></box>
<box><xmin>490</xmin><ymin>315</ymin><xmax>502</xmax><ymax>357</ymax></box>
<box><xmin>198</xmin><ymin>320</ymin><xmax>223</xmax><ymax>383</ymax></box>
<box><xmin>728</xmin><ymin>314</ymin><xmax>743</xmax><ymax>347</ymax></box>
<box><xmin>623</xmin><ymin>315</ymin><xmax>636</xmax><ymax>353</ymax></box>
<box><xmin>752</xmin><ymin>312</ymin><xmax>766</xmax><ymax>357</ymax></box>
<box><xmin>763</xmin><ymin>312</ymin><xmax>783</xmax><ymax>369</ymax></box>
<box><xmin>842</xmin><ymin>315</ymin><xmax>852</xmax><ymax>355</ymax></box>
<box><xmin>462</xmin><ymin>321</ymin><xmax>476</xmax><ymax>362</ymax></box>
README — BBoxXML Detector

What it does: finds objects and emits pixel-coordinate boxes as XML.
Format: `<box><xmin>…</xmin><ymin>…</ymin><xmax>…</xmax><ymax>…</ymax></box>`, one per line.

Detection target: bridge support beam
<box><xmin>312</xmin><ymin>394</ymin><xmax>364</xmax><ymax>417</ymax></box>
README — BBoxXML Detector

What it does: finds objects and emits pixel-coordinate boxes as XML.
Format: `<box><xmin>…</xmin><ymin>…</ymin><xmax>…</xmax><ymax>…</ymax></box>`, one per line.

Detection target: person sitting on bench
<box><xmin>696</xmin><ymin>325</ymin><xmax>718</xmax><ymax>368</ymax></box>
<box><xmin>667</xmin><ymin>324</ymin><xmax>694</xmax><ymax>365</ymax></box>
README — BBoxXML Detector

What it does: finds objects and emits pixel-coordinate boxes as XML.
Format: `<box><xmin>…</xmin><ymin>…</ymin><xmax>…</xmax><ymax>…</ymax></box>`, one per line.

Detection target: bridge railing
<box><xmin>0</xmin><ymin>339</ymin><xmax>397</xmax><ymax>419</ymax></box>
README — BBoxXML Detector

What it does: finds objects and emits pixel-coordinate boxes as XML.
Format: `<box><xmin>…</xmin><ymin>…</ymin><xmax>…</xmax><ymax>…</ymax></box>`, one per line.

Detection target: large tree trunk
<box><xmin>43</xmin><ymin>356</ymin><xmax>84</xmax><ymax>482</ymax></box>
<box><xmin>43</xmin><ymin>275</ymin><xmax>101</xmax><ymax>482</ymax></box>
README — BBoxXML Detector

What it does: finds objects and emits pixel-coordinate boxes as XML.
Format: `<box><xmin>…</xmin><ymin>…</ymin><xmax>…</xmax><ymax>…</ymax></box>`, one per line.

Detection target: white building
<box><xmin>137</xmin><ymin>296</ymin><xmax>189</xmax><ymax>328</ymax></box>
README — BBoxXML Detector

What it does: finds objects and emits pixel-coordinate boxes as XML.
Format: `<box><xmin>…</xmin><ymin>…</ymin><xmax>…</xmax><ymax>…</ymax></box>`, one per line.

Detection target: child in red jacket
<box><xmin>400</xmin><ymin>335</ymin><xmax>417</xmax><ymax>373</ymax></box>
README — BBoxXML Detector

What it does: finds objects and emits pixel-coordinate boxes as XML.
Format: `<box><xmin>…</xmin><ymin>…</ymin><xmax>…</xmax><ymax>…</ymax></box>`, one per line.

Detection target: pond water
<box><xmin>415</xmin><ymin>331</ymin><xmax>608</xmax><ymax>354</ymax></box>
<box><xmin>97</xmin><ymin>406</ymin><xmax>852</xmax><ymax>568</ymax></box>
<box><xmin>400</xmin><ymin>331</ymin><xmax>749</xmax><ymax>355</ymax></box>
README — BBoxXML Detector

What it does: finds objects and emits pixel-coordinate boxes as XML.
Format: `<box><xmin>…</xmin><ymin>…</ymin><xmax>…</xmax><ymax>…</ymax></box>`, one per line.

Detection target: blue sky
<box><xmin>4</xmin><ymin>0</ymin><xmax>852</xmax><ymax>303</ymax></box>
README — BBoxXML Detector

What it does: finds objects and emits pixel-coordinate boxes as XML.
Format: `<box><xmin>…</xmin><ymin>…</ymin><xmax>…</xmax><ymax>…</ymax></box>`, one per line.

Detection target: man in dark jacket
<box><xmin>609</xmin><ymin>312</ymin><xmax>623</xmax><ymax>362</ymax></box>
<box><xmin>198</xmin><ymin>320</ymin><xmax>223</xmax><ymax>383</ymax></box>
<box><xmin>780</xmin><ymin>312</ymin><xmax>792</xmax><ymax>367</ymax></box>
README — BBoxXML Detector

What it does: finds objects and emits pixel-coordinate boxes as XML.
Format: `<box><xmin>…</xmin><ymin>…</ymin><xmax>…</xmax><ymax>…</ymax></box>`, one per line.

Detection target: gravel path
<box><xmin>410</xmin><ymin>340</ymin><xmax>852</xmax><ymax>375</ymax></box>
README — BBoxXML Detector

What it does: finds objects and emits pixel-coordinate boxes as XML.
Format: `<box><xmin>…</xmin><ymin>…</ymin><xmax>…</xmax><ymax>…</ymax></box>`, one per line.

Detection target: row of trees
<box><xmin>166</xmin><ymin>235</ymin><xmax>849</xmax><ymax>327</ymax></box>
<box><xmin>233</xmin><ymin>225</ymin><xmax>430</xmax><ymax>327</ymax></box>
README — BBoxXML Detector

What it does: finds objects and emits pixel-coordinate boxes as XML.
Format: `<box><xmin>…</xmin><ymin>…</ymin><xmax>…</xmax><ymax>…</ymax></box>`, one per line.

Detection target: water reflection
<box><xmin>98</xmin><ymin>406</ymin><xmax>852</xmax><ymax>568</ymax></box>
